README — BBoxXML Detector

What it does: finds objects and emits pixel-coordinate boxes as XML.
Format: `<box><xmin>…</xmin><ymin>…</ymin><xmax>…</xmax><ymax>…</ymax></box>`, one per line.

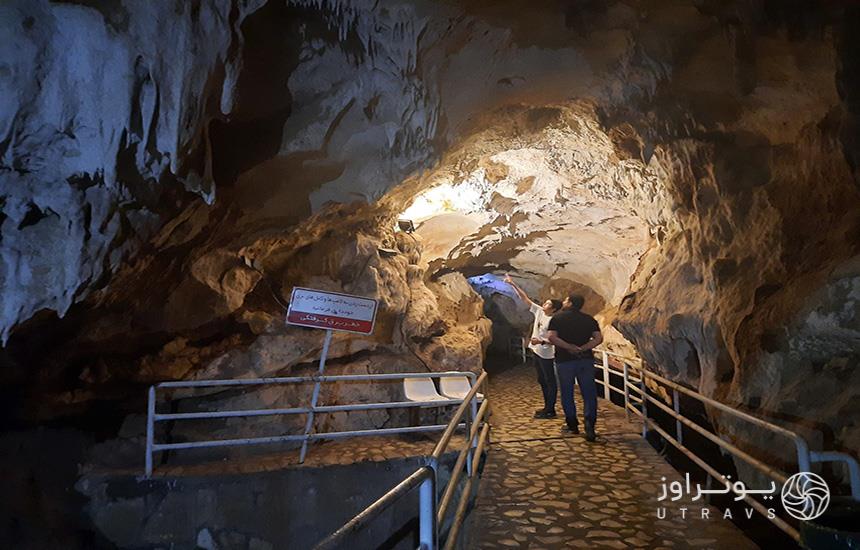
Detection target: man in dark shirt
<box><xmin>547</xmin><ymin>293</ymin><xmax>603</xmax><ymax>442</ymax></box>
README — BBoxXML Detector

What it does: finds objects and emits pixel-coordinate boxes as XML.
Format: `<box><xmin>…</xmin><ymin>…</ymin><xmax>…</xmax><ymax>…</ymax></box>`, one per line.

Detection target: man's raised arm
<box><xmin>504</xmin><ymin>274</ymin><xmax>538</xmax><ymax>309</ymax></box>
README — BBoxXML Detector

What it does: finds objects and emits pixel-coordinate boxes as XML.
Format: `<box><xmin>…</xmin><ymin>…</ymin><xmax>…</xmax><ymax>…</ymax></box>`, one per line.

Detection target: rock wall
<box><xmin>2</xmin><ymin>0</ymin><xmax>860</xmax><ymax>509</ymax></box>
<box><xmin>608</xmin><ymin>6</ymin><xmax>860</xmax><ymax>475</ymax></box>
<box><xmin>0</xmin><ymin>0</ymin><xmax>269</xmax><ymax>343</ymax></box>
<box><xmin>27</xmin><ymin>200</ymin><xmax>491</xmax><ymax>454</ymax></box>
<box><xmin>0</xmin><ymin>0</ymin><xmax>670</xmax><ymax>343</ymax></box>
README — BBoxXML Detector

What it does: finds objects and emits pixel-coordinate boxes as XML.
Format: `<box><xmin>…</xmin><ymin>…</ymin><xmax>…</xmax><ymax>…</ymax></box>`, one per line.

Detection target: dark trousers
<box><xmin>556</xmin><ymin>359</ymin><xmax>598</xmax><ymax>428</ymax></box>
<box><xmin>534</xmin><ymin>356</ymin><xmax>558</xmax><ymax>412</ymax></box>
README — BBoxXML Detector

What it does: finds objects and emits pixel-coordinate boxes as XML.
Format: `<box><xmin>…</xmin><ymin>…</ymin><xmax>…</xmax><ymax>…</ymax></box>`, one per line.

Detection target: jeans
<box><xmin>534</xmin><ymin>356</ymin><xmax>557</xmax><ymax>411</ymax></box>
<box><xmin>556</xmin><ymin>359</ymin><xmax>598</xmax><ymax>428</ymax></box>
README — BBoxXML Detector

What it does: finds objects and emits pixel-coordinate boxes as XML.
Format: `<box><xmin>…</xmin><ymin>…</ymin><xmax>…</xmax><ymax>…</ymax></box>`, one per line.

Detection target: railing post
<box><xmin>623</xmin><ymin>363</ymin><xmax>630</xmax><ymax>421</ymax></box>
<box><xmin>145</xmin><ymin>385</ymin><xmax>155</xmax><ymax>477</ymax></box>
<box><xmin>601</xmin><ymin>351</ymin><xmax>610</xmax><ymax>400</ymax></box>
<box><xmin>796</xmin><ymin>439</ymin><xmax>812</xmax><ymax>473</ymax></box>
<box><xmin>466</xmin><ymin>399</ymin><xmax>477</xmax><ymax>476</ymax></box>
<box><xmin>639</xmin><ymin>372</ymin><xmax>648</xmax><ymax>438</ymax></box>
<box><xmin>465</xmin><ymin>401</ymin><xmax>473</xmax><ymax>477</ymax></box>
<box><xmin>419</xmin><ymin>460</ymin><xmax>438</xmax><ymax>550</ymax></box>
<box><xmin>467</xmin><ymin>376</ymin><xmax>480</xmax><ymax>476</ymax></box>
<box><xmin>673</xmin><ymin>389</ymin><xmax>682</xmax><ymax>445</ymax></box>
<box><xmin>300</xmin><ymin>329</ymin><xmax>333</xmax><ymax>463</ymax></box>
<box><xmin>470</xmin><ymin>395</ymin><xmax>479</xmax><ymax>445</ymax></box>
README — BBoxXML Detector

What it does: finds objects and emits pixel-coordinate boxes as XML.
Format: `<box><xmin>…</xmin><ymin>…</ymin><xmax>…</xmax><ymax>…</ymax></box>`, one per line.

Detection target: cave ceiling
<box><xmin>1</xmin><ymin>0</ymin><xmax>860</xmax><ymax>480</ymax></box>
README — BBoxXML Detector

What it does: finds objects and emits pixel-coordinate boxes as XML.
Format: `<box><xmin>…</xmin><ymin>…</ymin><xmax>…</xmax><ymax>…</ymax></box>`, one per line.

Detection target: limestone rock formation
<box><xmin>77</xmin><ymin>202</ymin><xmax>492</xmax><ymax>460</ymax></box>
<box><xmin>2</xmin><ymin>2</ymin><xmax>860</xmax><ymax>545</ymax></box>
<box><xmin>0</xmin><ymin>0</ymin><xmax>268</xmax><ymax>343</ymax></box>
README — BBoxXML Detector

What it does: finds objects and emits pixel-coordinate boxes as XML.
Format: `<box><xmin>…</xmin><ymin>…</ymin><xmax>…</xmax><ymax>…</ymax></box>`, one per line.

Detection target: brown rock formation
<box><xmin>2</xmin><ymin>1</ymin><xmax>860</xmax><ymax>545</ymax></box>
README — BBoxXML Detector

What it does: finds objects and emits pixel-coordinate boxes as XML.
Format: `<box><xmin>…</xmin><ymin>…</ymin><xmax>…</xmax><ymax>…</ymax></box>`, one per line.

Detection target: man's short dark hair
<box><xmin>567</xmin><ymin>294</ymin><xmax>585</xmax><ymax>310</ymax></box>
<box><xmin>549</xmin><ymin>299</ymin><xmax>562</xmax><ymax>312</ymax></box>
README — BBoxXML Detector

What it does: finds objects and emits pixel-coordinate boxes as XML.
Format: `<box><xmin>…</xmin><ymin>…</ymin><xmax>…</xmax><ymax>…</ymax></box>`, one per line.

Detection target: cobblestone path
<box><xmin>471</xmin><ymin>364</ymin><xmax>759</xmax><ymax>549</ymax></box>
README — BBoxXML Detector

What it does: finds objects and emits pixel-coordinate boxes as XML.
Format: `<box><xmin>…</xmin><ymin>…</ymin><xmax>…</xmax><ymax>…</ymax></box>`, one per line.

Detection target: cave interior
<box><xmin>1</xmin><ymin>0</ymin><xmax>860</xmax><ymax>547</ymax></box>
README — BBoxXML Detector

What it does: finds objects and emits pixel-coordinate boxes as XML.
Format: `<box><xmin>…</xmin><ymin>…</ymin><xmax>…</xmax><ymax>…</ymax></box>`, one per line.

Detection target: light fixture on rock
<box><xmin>397</xmin><ymin>219</ymin><xmax>416</xmax><ymax>233</ymax></box>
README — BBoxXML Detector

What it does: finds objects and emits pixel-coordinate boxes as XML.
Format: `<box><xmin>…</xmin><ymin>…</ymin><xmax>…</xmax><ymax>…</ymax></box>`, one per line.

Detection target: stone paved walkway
<box><xmin>472</xmin><ymin>364</ymin><xmax>759</xmax><ymax>549</ymax></box>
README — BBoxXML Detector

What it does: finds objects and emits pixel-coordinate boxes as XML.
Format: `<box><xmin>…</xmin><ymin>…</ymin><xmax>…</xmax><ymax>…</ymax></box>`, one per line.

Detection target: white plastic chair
<box><xmin>439</xmin><ymin>375</ymin><xmax>484</xmax><ymax>402</ymax></box>
<box><xmin>404</xmin><ymin>377</ymin><xmax>451</xmax><ymax>404</ymax></box>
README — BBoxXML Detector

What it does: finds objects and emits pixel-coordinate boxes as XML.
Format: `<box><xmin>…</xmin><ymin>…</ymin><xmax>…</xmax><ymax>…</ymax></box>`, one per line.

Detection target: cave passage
<box><xmin>3</xmin><ymin>1</ymin><xmax>860</xmax><ymax>549</ymax></box>
<box><xmin>387</xmin><ymin>103</ymin><xmax>657</xmax><ymax>359</ymax></box>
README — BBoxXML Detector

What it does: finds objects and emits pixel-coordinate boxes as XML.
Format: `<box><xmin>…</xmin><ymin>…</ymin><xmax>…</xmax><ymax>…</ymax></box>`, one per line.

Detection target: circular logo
<box><xmin>781</xmin><ymin>472</ymin><xmax>830</xmax><ymax>521</ymax></box>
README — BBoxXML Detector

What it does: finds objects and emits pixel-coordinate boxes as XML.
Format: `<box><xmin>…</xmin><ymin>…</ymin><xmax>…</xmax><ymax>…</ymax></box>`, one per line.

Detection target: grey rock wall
<box><xmin>2</xmin><ymin>0</ymin><xmax>859</xmax><ymax>503</ymax></box>
<box><xmin>0</xmin><ymin>0</ymin><xmax>264</xmax><ymax>342</ymax></box>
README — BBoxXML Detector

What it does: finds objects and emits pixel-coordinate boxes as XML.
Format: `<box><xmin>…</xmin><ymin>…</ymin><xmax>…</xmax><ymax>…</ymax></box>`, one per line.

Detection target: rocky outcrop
<box><xmin>0</xmin><ymin>0</ymin><xmax>269</xmax><ymax>343</ymax></box>
<box><xmin>607</xmin><ymin>9</ymin><xmax>860</xmax><ymax>478</ymax></box>
<box><xmin>65</xmin><ymin>201</ymin><xmax>491</xmax><ymax>458</ymax></box>
<box><xmin>3</xmin><ymin>0</ymin><xmax>860</xmax><ymax>528</ymax></box>
<box><xmin>2</xmin><ymin>209</ymin><xmax>488</xmax><ymax>468</ymax></box>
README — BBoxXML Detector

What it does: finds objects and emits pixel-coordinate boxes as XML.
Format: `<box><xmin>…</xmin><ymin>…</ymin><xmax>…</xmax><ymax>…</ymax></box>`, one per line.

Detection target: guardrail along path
<box><xmin>472</xmin><ymin>365</ymin><xmax>758</xmax><ymax>549</ymax></box>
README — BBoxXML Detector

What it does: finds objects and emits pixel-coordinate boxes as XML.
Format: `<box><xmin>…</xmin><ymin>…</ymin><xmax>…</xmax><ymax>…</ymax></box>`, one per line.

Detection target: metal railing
<box><xmin>144</xmin><ymin>371</ymin><xmax>480</xmax><ymax>477</ymax></box>
<box><xmin>145</xmin><ymin>348</ymin><xmax>860</xmax><ymax>547</ymax></box>
<box><xmin>593</xmin><ymin>348</ymin><xmax>860</xmax><ymax>543</ymax></box>
<box><xmin>314</xmin><ymin>371</ymin><xmax>490</xmax><ymax>550</ymax></box>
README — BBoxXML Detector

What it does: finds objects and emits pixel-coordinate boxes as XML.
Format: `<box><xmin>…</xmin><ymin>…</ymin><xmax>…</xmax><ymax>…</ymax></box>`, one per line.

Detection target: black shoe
<box><xmin>534</xmin><ymin>409</ymin><xmax>557</xmax><ymax>419</ymax></box>
<box><xmin>585</xmin><ymin>422</ymin><xmax>596</xmax><ymax>442</ymax></box>
<box><xmin>563</xmin><ymin>422</ymin><xmax>580</xmax><ymax>434</ymax></box>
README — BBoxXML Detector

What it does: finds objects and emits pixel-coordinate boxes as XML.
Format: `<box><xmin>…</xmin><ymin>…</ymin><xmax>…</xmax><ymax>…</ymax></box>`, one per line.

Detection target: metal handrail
<box><xmin>155</xmin><ymin>399</ymin><xmax>475</xmax><ymax>422</ymax></box>
<box><xmin>145</xmin><ymin>371</ymin><xmax>478</xmax><ymax>477</ymax></box>
<box><xmin>155</xmin><ymin>371</ymin><xmax>479</xmax><ymax>389</ymax></box>
<box><xmin>317</xmin><ymin>347</ymin><xmax>860</xmax><ymax>548</ymax></box>
<box><xmin>443</xmin><ymin>423</ymin><xmax>491</xmax><ymax>550</ymax></box>
<box><xmin>634</xmin><ymin>363</ymin><xmax>811</xmax><ymax>471</ymax></box>
<box><xmin>592</xmin><ymin>348</ymin><xmax>860</xmax><ymax>543</ymax></box>
<box><xmin>313</xmin><ymin>371</ymin><xmax>491</xmax><ymax>550</ymax></box>
<box><xmin>437</xmin><ymin>400</ymin><xmax>490</xmax><ymax>522</ymax></box>
<box><xmin>432</xmin><ymin>373</ymin><xmax>486</xmax><ymax>459</ymax></box>
<box><xmin>314</xmin><ymin>466</ymin><xmax>435</xmax><ymax>550</ymax></box>
<box><xmin>150</xmin><ymin>424</ymin><xmax>469</xmax><ymax>452</ymax></box>
<box><xmin>641</xmin><ymin>389</ymin><xmax>790</xmax><ymax>483</ymax></box>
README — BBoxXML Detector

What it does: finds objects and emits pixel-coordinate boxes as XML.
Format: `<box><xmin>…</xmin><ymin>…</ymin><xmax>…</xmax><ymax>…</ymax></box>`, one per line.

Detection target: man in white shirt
<box><xmin>504</xmin><ymin>275</ymin><xmax>563</xmax><ymax>419</ymax></box>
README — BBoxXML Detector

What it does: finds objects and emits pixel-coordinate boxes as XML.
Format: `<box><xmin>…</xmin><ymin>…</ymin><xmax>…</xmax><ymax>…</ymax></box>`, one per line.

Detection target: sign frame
<box><xmin>286</xmin><ymin>286</ymin><xmax>379</xmax><ymax>335</ymax></box>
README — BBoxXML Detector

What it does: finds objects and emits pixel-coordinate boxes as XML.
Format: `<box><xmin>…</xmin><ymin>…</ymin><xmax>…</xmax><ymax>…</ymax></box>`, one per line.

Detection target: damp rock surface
<box><xmin>1</xmin><ymin>2</ymin><xmax>860</xmax><ymax>544</ymax></box>
<box><xmin>0</xmin><ymin>0</ymin><xmax>267</xmax><ymax>343</ymax></box>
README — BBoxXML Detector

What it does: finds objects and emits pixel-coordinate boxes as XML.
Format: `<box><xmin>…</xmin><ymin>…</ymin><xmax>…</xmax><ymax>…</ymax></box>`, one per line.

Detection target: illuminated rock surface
<box><xmin>2</xmin><ymin>0</ymin><xmax>860</xmax><ymax>547</ymax></box>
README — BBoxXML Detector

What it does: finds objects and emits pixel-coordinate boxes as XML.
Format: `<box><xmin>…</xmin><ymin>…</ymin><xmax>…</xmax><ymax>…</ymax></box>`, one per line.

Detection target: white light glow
<box><xmin>399</xmin><ymin>170</ymin><xmax>493</xmax><ymax>225</ymax></box>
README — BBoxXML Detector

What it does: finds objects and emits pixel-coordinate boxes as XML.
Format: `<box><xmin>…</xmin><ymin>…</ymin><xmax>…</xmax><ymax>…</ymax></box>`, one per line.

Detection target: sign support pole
<box><xmin>299</xmin><ymin>328</ymin><xmax>333</xmax><ymax>463</ymax></box>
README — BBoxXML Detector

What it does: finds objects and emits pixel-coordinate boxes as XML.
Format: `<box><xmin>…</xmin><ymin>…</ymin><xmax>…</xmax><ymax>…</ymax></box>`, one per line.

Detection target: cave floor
<box><xmin>471</xmin><ymin>363</ymin><xmax>760</xmax><ymax>549</ymax></box>
<box><xmin>147</xmin><ymin>424</ymin><xmax>468</xmax><ymax>477</ymax></box>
